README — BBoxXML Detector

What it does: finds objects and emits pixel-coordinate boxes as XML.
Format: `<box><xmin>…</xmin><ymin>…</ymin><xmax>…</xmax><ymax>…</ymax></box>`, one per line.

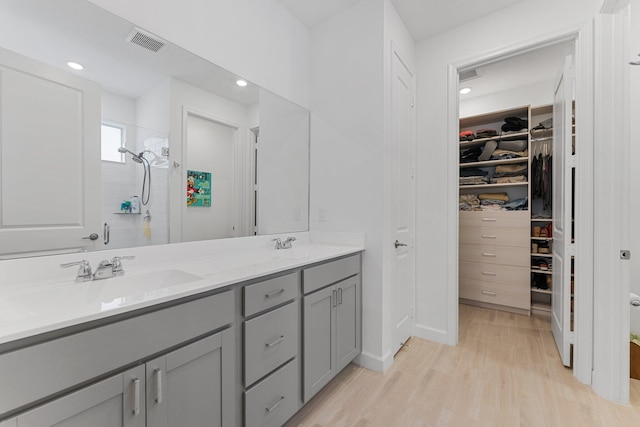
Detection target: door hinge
<box><xmin>569</xmin><ymin>153</ymin><xmax>577</xmax><ymax>168</ymax></box>
<box><xmin>568</xmin><ymin>331</ymin><xmax>575</xmax><ymax>345</ymax></box>
<box><xmin>568</xmin><ymin>243</ymin><xmax>577</xmax><ymax>256</ymax></box>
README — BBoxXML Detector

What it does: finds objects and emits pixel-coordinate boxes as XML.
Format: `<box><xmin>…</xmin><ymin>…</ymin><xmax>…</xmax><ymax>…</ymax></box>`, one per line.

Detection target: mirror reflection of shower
<box><xmin>117</xmin><ymin>146</ymin><xmax>151</xmax><ymax>205</ymax></box>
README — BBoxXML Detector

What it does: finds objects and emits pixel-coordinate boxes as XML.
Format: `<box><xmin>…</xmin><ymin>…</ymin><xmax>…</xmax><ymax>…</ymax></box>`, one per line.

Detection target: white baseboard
<box><xmin>414</xmin><ymin>324</ymin><xmax>452</xmax><ymax>345</ymax></box>
<box><xmin>354</xmin><ymin>349</ymin><xmax>394</xmax><ymax>372</ymax></box>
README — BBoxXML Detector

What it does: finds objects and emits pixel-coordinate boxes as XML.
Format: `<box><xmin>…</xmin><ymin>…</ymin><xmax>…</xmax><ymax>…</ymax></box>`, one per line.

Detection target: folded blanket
<box><xmin>478</xmin><ymin>192</ymin><xmax>509</xmax><ymax>202</ymax></box>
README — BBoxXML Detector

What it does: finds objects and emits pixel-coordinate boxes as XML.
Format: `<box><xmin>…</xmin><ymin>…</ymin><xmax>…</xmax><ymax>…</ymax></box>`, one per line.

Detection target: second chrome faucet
<box><xmin>60</xmin><ymin>256</ymin><xmax>135</xmax><ymax>281</ymax></box>
<box><xmin>272</xmin><ymin>237</ymin><xmax>296</xmax><ymax>250</ymax></box>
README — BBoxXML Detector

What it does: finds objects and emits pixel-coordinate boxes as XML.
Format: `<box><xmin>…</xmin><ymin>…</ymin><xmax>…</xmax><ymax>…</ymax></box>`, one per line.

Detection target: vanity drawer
<box><xmin>244</xmin><ymin>272</ymin><xmax>299</xmax><ymax>317</ymax></box>
<box><xmin>244</xmin><ymin>301</ymin><xmax>298</xmax><ymax>386</ymax></box>
<box><xmin>459</xmin><ymin>226</ymin><xmax>528</xmax><ymax>247</ymax></box>
<box><xmin>245</xmin><ymin>358</ymin><xmax>299</xmax><ymax>427</ymax></box>
<box><xmin>303</xmin><ymin>254</ymin><xmax>360</xmax><ymax>295</ymax></box>
<box><xmin>459</xmin><ymin>243</ymin><xmax>529</xmax><ymax>267</ymax></box>
<box><xmin>459</xmin><ymin>210</ymin><xmax>529</xmax><ymax>228</ymax></box>
<box><xmin>459</xmin><ymin>279</ymin><xmax>530</xmax><ymax>309</ymax></box>
<box><xmin>459</xmin><ymin>261</ymin><xmax>529</xmax><ymax>285</ymax></box>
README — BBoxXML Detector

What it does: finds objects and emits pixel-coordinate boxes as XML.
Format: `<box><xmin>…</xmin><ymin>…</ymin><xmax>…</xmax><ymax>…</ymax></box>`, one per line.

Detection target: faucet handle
<box><xmin>60</xmin><ymin>260</ymin><xmax>92</xmax><ymax>282</ymax></box>
<box><xmin>112</xmin><ymin>255</ymin><xmax>135</xmax><ymax>274</ymax></box>
<box><xmin>272</xmin><ymin>238</ymin><xmax>283</xmax><ymax>249</ymax></box>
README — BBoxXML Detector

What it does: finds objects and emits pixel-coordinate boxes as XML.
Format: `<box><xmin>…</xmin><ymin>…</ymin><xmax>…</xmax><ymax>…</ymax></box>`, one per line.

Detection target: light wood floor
<box><xmin>285</xmin><ymin>304</ymin><xmax>640</xmax><ymax>426</ymax></box>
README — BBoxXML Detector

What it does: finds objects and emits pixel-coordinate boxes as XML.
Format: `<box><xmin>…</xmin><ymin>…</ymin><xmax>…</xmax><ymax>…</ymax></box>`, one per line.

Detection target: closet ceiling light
<box><xmin>460</xmin><ymin>87</ymin><xmax>472</xmax><ymax>95</ymax></box>
<box><xmin>236</xmin><ymin>79</ymin><xmax>248</xmax><ymax>87</ymax></box>
<box><xmin>67</xmin><ymin>61</ymin><xmax>84</xmax><ymax>70</ymax></box>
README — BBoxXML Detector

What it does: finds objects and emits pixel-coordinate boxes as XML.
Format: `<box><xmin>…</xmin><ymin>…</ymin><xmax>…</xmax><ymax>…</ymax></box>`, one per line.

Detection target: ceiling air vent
<box><xmin>459</xmin><ymin>68</ymin><xmax>482</xmax><ymax>82</ymax></box>
<box><xmin>126</xmin><ymin>28</ymin><xmax>166</xmax><ymax>53</ymax></box>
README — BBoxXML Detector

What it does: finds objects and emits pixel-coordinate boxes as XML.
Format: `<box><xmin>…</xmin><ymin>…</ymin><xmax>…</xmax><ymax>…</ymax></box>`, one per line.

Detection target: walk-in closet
<box><xmin>457</xmin><ymin>41</ymin><xmax>576</xmax><ymax>368</ymax></box>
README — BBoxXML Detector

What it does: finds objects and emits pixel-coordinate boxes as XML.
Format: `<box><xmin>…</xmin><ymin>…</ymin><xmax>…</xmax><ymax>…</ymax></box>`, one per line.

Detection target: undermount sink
<box><xmin>97</xmin><ymin>269</ymin><xmax>203</xmax><ymax>300</ymax></box>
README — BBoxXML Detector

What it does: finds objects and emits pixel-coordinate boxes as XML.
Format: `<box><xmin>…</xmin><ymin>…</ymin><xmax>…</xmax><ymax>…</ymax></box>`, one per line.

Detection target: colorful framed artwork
<box><xmin>186</xmin><ymin>170</ymin><xmax>212</xmax><ymax>207</ymax></box>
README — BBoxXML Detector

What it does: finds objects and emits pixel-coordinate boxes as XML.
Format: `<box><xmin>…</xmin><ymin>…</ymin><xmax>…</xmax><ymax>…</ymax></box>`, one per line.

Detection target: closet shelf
<box><xmin>531</xmin><ymin>237</ymin><xmax>553</xmax><ymax>241</ymax></box>
<box><xmin>531</xmin><ymin>288</ymin><xmax>552</xmax><ymax>295</ymax></box>
<box><xmin>531</xmin><ymin>269</ymin><xmax>552</xmax><ymax>275</ymax></box>
<box><xmin>459</xmin><ymin>130</ymin><xmax>529</xmax><ymax>149</ymax></box>
<box><xmin>459</xmin><ymin>182</ymin><xmax>528</xmax><ymax>190</ymax></box>
<box><xmin>531</xmin><ymin>253</ymin><xmax>552</xmax><ymax>257</ymax></box>
<box><xmin>459</xmin><ymin>157</ymin><xmax>529</xmax><ymax>168</ymax></box>
<box><xmin>531</xmin><ymin>218</ymin><xmax>552</xmax><ymax>222</ymax></box>
<box><xmin>531</xmin><ymin>302</ymin><xmax>552</xmax><ymax>313</ymax></box>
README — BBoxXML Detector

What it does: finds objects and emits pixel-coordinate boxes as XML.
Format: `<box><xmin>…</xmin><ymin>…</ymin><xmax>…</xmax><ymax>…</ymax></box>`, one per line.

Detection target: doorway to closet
<box><xmin>456</xmin><ymin>40</ymin><xmax>577</xmax><ymax>369</ymax></box>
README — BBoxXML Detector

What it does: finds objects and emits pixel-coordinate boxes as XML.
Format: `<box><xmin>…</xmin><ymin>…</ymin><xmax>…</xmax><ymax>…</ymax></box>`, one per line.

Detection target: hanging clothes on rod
<box><xmin>531</xmin><ymin>138</ymin><xmax>552</xmax><ymax>209</ymax></box>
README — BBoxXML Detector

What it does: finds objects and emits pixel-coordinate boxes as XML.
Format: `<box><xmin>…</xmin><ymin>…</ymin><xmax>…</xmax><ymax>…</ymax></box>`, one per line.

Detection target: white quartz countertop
<box><xmin>0</xmin><ymin>241</ymin><xmax>363</xmax><ymax>347</ymax></box>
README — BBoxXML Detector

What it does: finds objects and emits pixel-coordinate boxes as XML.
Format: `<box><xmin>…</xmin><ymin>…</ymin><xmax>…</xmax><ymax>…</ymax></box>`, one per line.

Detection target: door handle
<box><xmin>103</xmin><ymin>223</ymin><xmax>110</xmax><ymax>245</ymax></box>
<box><xmin>154</xmin><ymin>368</ymin><xmax>163</xmax><ymax>404</ymax></box>
<box><xmin>82</xmin><ymin>233</ymin><xmax>99</xmax><ymax>240</ymax></box>
<box><xmin>132</xmin><ymin>378</ymin><xmax>140</xmax><ymax>416</ymax></box>
<box><xmin>395</xmin><ymin>240</ymin><xmax>407</xmax><ymax>248</ymax></box>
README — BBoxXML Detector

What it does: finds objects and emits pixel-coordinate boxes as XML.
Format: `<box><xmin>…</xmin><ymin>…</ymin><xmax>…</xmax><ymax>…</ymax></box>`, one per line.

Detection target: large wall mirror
<box><xmin>0</xmin><ymin>0</ymin><xmax>309</xmax><ymax>259</ymax></box>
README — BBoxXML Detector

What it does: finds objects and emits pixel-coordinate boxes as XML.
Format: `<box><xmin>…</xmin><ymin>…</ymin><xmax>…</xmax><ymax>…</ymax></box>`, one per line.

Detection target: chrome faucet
<box><xmin>60</xmin><ymin>256</ymin><xmax>135</xmax><ymax>281</ymax></box>
<box><xmin>60</xmin><ymin>260</ymin><xmax>93</xmax><ymax>282</ymax></box>
<box><xmin>93</xmin><ymin>256</ymin><xmax>135</xmax><ymax>280</ymax></box>
<box><xmin>272</xmin><ymin>237</ymin><xmax>296</xmax><ymax>250</ymax></box>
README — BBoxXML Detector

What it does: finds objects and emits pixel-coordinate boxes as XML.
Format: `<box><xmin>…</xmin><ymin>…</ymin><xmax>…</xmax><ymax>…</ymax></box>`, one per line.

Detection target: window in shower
<box><xmin>101</xmin><ymin>123</ymin><xmax>125</xmax><ymax>162</ymax></box>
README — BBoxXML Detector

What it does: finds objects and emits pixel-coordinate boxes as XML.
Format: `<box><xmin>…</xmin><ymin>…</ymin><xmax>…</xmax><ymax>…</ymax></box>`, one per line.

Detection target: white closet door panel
<box><xmin>0</xmin><ymin>47</ymin><xmax>101</xmax><ymax>256</ymax></box>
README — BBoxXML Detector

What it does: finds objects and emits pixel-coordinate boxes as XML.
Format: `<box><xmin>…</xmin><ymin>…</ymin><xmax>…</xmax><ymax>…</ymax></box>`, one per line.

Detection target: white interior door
<box><xmin>552</xmin><ymin>54</ymin><xmax>574</xmax><ymax>367</ymax></box>
<box><xmin>182</xmin><ymin>112</ymin><xmax>237</xmax><ymax>241</ymax></box>
<box><xmin>391</xmin><ymin>46</ymin><xmax>416</xmax><ymax>354</ymax></box>
<box><xmin>0</xmin><ymin>47</ymin><xmax>101</xmax><ymax>258</ymax></box>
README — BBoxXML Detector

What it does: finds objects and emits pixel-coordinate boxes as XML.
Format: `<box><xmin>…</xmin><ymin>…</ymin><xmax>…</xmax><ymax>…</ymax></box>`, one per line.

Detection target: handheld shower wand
<box><xmin>117</xmin><ymin>147</ymin><xmax>151</xmax><ymax>204</ymax></box>
<box><xmin>117</xmin><ymin>147</ymin><xmax>143</xmax><ymax>163</ymax></box>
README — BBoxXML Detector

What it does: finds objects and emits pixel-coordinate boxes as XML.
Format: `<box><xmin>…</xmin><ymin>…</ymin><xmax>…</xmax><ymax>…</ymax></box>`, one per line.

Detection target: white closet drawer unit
<box><xmin>459</xmin><ymin>243</ymin><xmax>530</xmax><ymax>267</ymax></box>
<box><xmin>459</xmin><ymin>280</ymin><xmax>530</xmax><ymax>309</ymax></box>
<box><xmin>459</xmin><ymin>211</ymin><xmax>530</xmax><ymax>228</ymax></box>
<box><xmin>245</xmin><ymin>359</ymin><xmax>299</xmax><ymax>427</ymax></box>
<box><xmin>244</xmin><ymin>301</ymin><xmax>298</xmax><ymax>387</ymax></box>
<box><xmin>459</xmin><ymin>226</ymin><xmax>528</xmax><ymax>248</ymax></box>
<box><xmin>459</xmin><ymin>261</ymin><xmax>529</xmax><ymax>285</ymax></box>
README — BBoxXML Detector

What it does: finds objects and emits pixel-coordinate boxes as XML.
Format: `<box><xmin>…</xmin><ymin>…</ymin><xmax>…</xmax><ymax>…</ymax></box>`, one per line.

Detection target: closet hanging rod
<box><xmin>531</xmin><ymin>137</ymin><xmax>553</xmax><ymax>142</ymax></box>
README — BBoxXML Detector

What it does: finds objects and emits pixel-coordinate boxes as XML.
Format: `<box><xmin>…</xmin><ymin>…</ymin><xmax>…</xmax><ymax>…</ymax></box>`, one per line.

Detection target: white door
<box><xmin>552</xmin><ymin>54</ymin><xmax>574</xmax><ymax>367</ymax></box>
<box><xmin>391</xmin><ymin>46</ymin><xmax>416</xmax><ymax>354</ymax></box>
<box><xmin>0</xmin><ymin>47</ymin><xmax>102</xmax><ymax>258</ymax></box>
<box><xmin>182</xmin><ymin>112</ymin><xmax>236</xmax><ymax>241</ymax></box>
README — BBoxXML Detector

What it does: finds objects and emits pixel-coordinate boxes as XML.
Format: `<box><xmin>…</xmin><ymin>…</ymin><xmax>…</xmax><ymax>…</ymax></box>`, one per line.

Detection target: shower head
<box><xmin>118</xmin><ymin>147</ymin><xmax>143</xmax><ymax>163</ymax></box>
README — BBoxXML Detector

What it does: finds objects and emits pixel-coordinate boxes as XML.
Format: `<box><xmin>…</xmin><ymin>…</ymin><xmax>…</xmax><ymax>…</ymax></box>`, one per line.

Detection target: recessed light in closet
<box><xmin>236</xmin><ymin>79</ymin><xmax>248</xmax><ymax>87</ymax></box>
<box><xmin>67</xmin><ymin>61</ymin><xmax>84</xmax><ymax>70</ymax></box>
<box><xmin>460</xmin><ymin>87</ymin><xmax>471</xmax><ymax>95</ymax></box>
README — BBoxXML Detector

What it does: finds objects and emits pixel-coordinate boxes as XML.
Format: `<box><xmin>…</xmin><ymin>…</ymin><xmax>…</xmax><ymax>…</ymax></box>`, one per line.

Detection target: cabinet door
<box><xmin>146</xmin><ymin>329</ymin><xmax>235</xmax><ymax>427</ymax></box>
<box><xmin>336</xmin><ymin>276</ymin><xmax>361</xmax><ymax>371</ymax></box>
<box><xmin>16</xmin><ymin>365</ymin><xmax>145</xmax><ymax>427</ymax></box>
<box><xmin>303</xmin><ymin>285</ymin><xmax>336</xmax><ymax>402</ymax></box>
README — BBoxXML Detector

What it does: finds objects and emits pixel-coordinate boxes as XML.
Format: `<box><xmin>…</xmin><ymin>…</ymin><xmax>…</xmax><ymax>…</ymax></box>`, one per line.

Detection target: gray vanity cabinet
<box><xmin>12</xmin><ymin>365</ymin><xmax>146</xmax><ymax>427</ymax></box>
<box><xmin>145</xmin><ymin>329</ymin><xmax>235</xmax><ymax>427</ymax></box>
<box><xmin>302</xmin><ymin>255</ymin><xmax>361</xmax><ymax>402</ymax></box>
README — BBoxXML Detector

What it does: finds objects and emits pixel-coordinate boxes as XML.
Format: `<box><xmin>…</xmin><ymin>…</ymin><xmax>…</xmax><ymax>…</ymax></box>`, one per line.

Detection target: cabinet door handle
<box><xmin>132</xmin><ymin>378</ymin><xmax>140</xmax><ymax>416</ymax></box>
<box><xmin>481</xmin><ymin>271</ymin><xmax>497</xmax><ymax>276</ymax></box>
<box><xmin>482</xmin><ymin>217</ymin><xmax>497</xmax><ymax>222</ymax></box>
<box><xmin>265</xmin><ymin>396</ymin><xmax>285</xmax><ymax>413</ymax></box>
<box><xmin>482</xmin><ymin>252</ymin><xmax>497</xmax><ymax>257</ymax></box>
<box><xmin>265</xmin><ymin>288</ymin><xmax>285</xmax><ymax>299</ymax></box>
<box><xmin>482</xmin><ymin>290</ymin><xmax>497</xmax><ymax>296</ymax></box>
<box><xmin>481</xmin><ymin>234</ymin><xmax>497</xmax><ymax>239</ymax></box>
<box><xmin>265</xmin><ymin>335</ymin><xmax>285</xmax><ymax>348</ymax></box>
<box><xmin>333</xmin><ymin>290</ymin><xmax>337</xmax><ymax>307</ymax></box>
<box><xmin>338</xmin><ymin>288</ymin><xmax>343</xmax><ymax>305</ymax></box>
<box><xmin>154</xmin><ymin>368</ymin><xmax>163</xmax><ymax>404</ymax></box>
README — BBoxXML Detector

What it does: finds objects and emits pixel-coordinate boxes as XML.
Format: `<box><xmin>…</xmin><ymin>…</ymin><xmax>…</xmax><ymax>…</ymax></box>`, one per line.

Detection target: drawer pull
<box><xmin>482</xmin><ymin>252</ymin><xmax>497</xmax><ymax>257</ymax></box>
<box><xmin>482</xmin><ymin>217</ymin><xmax>497</xmax><ymax>222</ymax></box>
<box><xmin>132</xmin><ymin>378</ymin><xmax>140</xmax><ymax>416</ymax></box>
<box><xmin>265</xmin><ymin>288</ymin><xmax>285</xmax><ymax>299</ymax></box>
<box><xmin>154</xmin><ymin>368</ymin><xmax>163</xmax><ymax>404</ymax></box>
<box><xmin>481</xmin><ymin>234</ymin><xmax>497</xmax><ymax>239</ymax></box>
<box><xmin>482</xmin><ymin>290</ymin><xmax>497</xmax><ymax>296</ymax></box>
<box><xmin>265</xmin><ymin>335</ymin><xmax>285</xmax><ymax>348</ymax></box>
<box><xmin>481</xmin><ymin>271</ymin><xmax>497</xmax><ymax>276</ymax></box>
<box><xmin>265</xmin><ymin>396</ymin><xmax>285</xmax><ymax>413</ymax></box>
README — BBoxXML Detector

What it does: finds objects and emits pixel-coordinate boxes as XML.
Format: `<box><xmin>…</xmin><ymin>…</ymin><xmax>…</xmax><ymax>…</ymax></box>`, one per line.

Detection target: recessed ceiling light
<box><xmin>460</xmin><ymin>87</ymin><xmax>471</xmax><ymax>95</ymax></box>
<box><xmin>67</xmin><ymin>61</ymin><xmax>84</xmax><ymax>70</ymax></box>
<box><xmin>236</xmin><ymin>79</ymin><xmax>248</xmax><ymax>87</ymax></box>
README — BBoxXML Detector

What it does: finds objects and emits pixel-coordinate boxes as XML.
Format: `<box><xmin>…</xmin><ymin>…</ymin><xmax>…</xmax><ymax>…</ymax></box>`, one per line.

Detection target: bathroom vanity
<box><xmin>0</xmin><ymin>236</ymin><xmax>363</xmax><ymax>427</ymax></box>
